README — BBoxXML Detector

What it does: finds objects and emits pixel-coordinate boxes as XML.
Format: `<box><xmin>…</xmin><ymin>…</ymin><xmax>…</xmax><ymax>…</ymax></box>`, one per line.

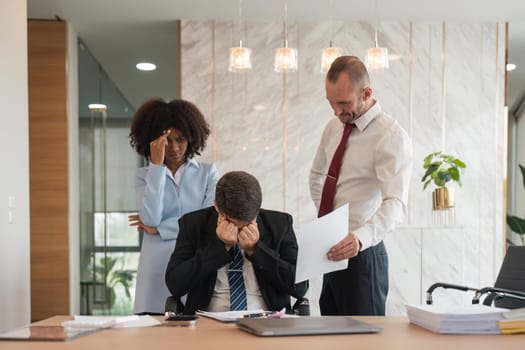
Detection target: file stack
<box><xmin>499</xmin><ymin>307</ymin><xmax>525</xmax><ymax>334</ymax></box>
<box><xmin>405</xmin><ymin>304</ymin><xmax>507</xmax><ymax>334</ymax></box>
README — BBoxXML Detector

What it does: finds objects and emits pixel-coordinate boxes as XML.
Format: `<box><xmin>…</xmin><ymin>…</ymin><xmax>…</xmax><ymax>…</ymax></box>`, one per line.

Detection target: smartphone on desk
<box><xmin>164</xmin><ymin>315</ymin><xmax>198</xmax><ymax>327</ymax></box>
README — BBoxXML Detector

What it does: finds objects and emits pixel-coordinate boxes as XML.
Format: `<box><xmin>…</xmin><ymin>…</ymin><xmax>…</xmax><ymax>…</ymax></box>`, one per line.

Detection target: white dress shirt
<box><xmin>207</xmin><ymin>250</ymin><xmax>267</xmax><ymax>312</ymax></box>
<box><xmin>309</xmin><ymin>101</ymin><xmax>413</xmax><ymax>251</ymax></box>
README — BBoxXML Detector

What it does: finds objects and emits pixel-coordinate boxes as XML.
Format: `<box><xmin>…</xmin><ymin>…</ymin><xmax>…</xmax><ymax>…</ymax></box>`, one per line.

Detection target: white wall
<box><xmin>0</xmin><ymin>0</ymin><xmax>30</xmax><ymax>331</ymax></box>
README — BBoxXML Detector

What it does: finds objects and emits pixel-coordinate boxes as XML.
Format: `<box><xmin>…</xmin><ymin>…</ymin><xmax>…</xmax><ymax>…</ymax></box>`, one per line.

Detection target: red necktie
<box><xmin>318</xmin><ymin>123</ymin><xmax>354</xmax><ymax>217</ymax></box>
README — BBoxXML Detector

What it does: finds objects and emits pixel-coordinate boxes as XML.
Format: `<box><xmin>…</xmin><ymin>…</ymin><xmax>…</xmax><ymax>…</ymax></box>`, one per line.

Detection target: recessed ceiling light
<box><xmin>506</xmin><ymin>63</ymin><xmax>517</xmax><ymax>71</ymax></box>
<box><xmin>88</xmin><ymin>103</ymin><xmax>107</xmax><ymax>110</ymax></box>
<box><xmin>136</xmin><ymin>62</ymin><xmax>157</xmax><ymax>71</ymax></box>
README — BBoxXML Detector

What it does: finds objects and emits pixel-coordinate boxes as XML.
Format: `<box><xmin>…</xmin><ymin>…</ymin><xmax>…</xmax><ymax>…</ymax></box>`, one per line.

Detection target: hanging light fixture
<box><xmin>274</xmin><ymin>0</ymin><xmax>297</xmax><ymax>73</ymax></box>
<box><xmin>229</xmin><ymin>0</ymin><xmax>252</xmax><ymax>72</ymax></box>
<box><xmin>320</xmin><ymin>41</ymin><xmax>342</xmax><ymax>74</ymax></box>
<box><xmin>365</xmin><ymin>22</ymin><xmax>389</xmax><ymax>71</ymax></box>
<box><xmin>320</xmin><ymin>1</ymin><xmax>342</xmax><ymax>74</ymax></box>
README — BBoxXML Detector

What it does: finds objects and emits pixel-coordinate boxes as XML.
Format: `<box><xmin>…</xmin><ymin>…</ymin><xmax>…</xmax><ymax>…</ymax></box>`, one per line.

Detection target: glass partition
<box><xmin>78</xmin><ymin>40</ymin><xmax>142</xmax><ymax>315</ymax></box>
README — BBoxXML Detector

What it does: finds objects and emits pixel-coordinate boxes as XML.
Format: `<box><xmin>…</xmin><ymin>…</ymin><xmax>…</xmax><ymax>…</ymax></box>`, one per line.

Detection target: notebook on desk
<box><xmin>237</xmin><ymin>316</ymin><xmax>382</xmax><ymax>337</ymax></box>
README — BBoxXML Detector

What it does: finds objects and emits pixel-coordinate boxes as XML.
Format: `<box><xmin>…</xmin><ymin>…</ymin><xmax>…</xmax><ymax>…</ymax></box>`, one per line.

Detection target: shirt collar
<box><xmin>353</xmin><ymin>100</ymin><xmax>381</xmax><ymax>131</ymax></box>
<box><xmin>167</xmin><ymin>158</ymin><xmax>198</xmax><ymax>185</ymax></box>
<box><xmin>148</xmin><ymin>157</ymin><xmax>200</xmax><ymax>171</ymax></box>
<box><xmin>186</xmin><ymin>157</ymin><xmax>199</xmax><ymax>168</ymax></box>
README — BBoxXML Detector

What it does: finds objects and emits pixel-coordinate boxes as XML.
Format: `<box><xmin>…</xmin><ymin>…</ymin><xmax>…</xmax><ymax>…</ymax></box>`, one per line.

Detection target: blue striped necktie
<box><xmin>228</xmin><ymin>244</ymin><xmax>247</xmax><ymax>311</ymax></box>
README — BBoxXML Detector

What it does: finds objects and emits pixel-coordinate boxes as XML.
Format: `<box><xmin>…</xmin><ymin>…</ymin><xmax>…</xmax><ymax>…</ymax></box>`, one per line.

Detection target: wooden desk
<box><xmin>1</xmin><ymin>316</ymin><xmax>523</xmax><ymax>350</ymax></box>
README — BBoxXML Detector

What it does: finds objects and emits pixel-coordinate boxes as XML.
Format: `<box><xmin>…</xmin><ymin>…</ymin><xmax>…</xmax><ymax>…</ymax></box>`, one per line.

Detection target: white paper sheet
<box><xmin>295</xmin><ymin>204</ymin><xmax>349</xmax><ymax>283</ymax></box>
<box><xmin>66</xmin><ymin>315</ymin><xmax>161</xmax><ymax>329</ymax></box>
<box><xmin>405</xmin><ymin>304</ymin><xmax>507</xmax><ymax>334</ymax></box>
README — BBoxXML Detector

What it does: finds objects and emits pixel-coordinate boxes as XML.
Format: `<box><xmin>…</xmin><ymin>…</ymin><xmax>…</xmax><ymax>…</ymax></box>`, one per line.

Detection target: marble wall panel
<box><xmin>445</xmin><ymin>23</ymin><xmax>484</xmax><ymax>289</ymax></box>
<box><xmin>410</xmin><ymin>23</ymin><xmax>444</xmax><ymax>226</ymax></box>
<box><xmin>384</xmin><ymin>228</ymin><xmax>422</xmax><ymax>315</ymax></box>
<box><xmin>180</xmin><ymin>20</ymin><xmax>213</xmax><ymax>164</ymax></box>
<box><xmin>420</xmin><ymin>227</ymin><xmax>474</xmax><ymax>307</ymax></box>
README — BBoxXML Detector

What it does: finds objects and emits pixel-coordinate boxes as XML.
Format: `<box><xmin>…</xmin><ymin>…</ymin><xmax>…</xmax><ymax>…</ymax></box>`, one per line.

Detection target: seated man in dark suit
<box><xmin>165</xmin><ymin>171</ymin><xmax>308</xmax><ymax>315</ymax></box>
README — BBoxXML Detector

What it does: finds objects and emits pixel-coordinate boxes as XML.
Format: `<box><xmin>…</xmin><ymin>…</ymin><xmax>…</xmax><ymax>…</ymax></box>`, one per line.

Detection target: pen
<box><xmin>242</xmin><ymin>312</ymin><xmax>271</xmax><ymax>318</ymax></box>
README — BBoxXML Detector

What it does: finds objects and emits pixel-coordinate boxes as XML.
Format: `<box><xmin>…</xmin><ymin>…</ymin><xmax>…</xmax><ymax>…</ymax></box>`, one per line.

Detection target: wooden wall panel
<box><xmin>28</xmin><ymin>20</ymin><xmax>69</xmax><ymax>321</ymax></box>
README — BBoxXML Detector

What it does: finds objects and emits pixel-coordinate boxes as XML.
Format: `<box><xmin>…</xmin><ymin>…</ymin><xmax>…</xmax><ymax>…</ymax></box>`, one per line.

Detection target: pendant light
<box><xmin>320</xmin><ymin>2</ymin><xmax>342</xmax><ymax>73</ymax></box>
<box><xmin>365</xmin><ymin>25</ymin><xmax>389</xmax><ymax>70</ymax></box>
<box><xmin>320</xmin><ymin>40</ymin><xmax>342</xmax><ymax>74</ymax></box>
<box><xmin>274</xmin><ymin>0</ymin><xmax>297</xmax><ymax>73</ymax></box>
<box><xmin>365</xmin><ymin>1</ymin><xmax>388</xmax><ymax>72</ymax></box>
<box><xmin>229</xmin><ymin>0</ymin><xmax>252</xmax><ymax>72</ymax></box>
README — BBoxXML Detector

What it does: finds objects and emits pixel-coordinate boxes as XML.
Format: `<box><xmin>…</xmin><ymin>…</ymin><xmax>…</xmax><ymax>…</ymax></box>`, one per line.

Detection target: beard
<box><xmin>338</xmin><ymin>99</ymin><xmax>364</xmax><ymax>124</ymax></box>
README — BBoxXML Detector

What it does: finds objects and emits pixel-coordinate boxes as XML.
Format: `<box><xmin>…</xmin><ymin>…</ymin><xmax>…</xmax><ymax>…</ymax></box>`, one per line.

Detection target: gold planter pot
<box><xmin>432</xmin><ymin>187</ymin><xmax>454</xmax><ymax>210</ymax></box>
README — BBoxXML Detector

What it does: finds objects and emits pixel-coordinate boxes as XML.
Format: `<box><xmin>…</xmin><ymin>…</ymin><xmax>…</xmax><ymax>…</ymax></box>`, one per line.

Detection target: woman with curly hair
<box><xmin>128</xmin><ymin>98</ymin><xmax>219</xmax><ymax>314</ymax></box>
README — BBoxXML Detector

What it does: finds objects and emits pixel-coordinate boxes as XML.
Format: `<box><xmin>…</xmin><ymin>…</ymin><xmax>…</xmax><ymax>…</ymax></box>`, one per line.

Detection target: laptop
<box><xmin>237</xmin><ymin>316</ymin><xmax>382</xmax><ymax>337</ymax></box>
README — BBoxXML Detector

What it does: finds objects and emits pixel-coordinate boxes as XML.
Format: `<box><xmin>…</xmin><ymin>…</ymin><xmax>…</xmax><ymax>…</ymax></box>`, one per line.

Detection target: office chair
<box><xmin>164</xmin><ymin>296</ymin><xmax>184</xmax><ymax>315</ymax></box>
<box><xmin>484</xmin><ymin>245</ymin><xmax>525</xmax><ymax>309</ymax></box>
<box><xmin>165</xmin><ymin>278</ymin><xmax>310</xmax><ymax>315</ymax></box>
<box><xmin>426</xmin><ymin>246</ymin><xmax>525</xmax><ymax>308</ymax></box>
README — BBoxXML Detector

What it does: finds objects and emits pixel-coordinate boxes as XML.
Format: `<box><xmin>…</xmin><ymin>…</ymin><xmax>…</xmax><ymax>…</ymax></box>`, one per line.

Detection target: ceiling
<box><xmin>27</xmin><ymin>0</ymin><xmax>525</xmax><ymax>114</ymax></box>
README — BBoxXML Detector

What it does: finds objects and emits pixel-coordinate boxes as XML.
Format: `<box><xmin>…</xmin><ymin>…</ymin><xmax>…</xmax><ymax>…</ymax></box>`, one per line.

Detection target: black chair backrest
<box><xmin>494</xmin><ymin>246</ymin><xmax>525</xmax><ymax>309</ymax></box>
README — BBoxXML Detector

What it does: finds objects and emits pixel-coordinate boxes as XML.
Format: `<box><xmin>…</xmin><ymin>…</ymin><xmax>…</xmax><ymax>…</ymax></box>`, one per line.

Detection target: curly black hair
<box><xmin>129</xmin><ymin>98</ymin><xmax>210</xmax><ymax>160</ymax></box>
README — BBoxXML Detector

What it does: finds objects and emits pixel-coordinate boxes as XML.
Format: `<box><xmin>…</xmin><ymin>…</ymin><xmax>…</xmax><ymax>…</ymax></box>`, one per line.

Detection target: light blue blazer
<box><xmin>133</xmin><ymin>159</ymin><xmax>219</xmax><ymax>314</ymax></box>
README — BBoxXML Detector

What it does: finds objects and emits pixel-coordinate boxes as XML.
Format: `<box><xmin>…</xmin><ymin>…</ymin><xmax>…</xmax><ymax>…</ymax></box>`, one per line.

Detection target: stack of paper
<box><xmin>196</xmin><ymin>309</ymin><xmax>293</xmax><ymax>322</ymax></box>
<box><xmin>62</xmin><ymin>315</ymin><xmax>161</xmax><ymax>329</ymax></box>
<box><xmin>196</xmin><ymin>309</ymin><xmax>267</xmax><ymax>322</ymax></box>
<box><xmin>499</xmin><ymin>307</ymin><xmax>525</xmax><ymax>334</ymax></box>
<box><xmin>405</xmin><ymin>304</ymin><xmax>508</xmax><ymax>334</ymax></box>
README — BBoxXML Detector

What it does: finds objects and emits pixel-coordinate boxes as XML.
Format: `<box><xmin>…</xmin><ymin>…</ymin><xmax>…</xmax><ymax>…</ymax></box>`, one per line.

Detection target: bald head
<box><xmin>326</xmin><ymin>56</ymin><xmax>370</xmax><ymax>91</ymax></box>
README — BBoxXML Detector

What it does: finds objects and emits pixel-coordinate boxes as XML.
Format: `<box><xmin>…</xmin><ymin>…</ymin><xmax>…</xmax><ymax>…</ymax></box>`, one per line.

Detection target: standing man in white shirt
<box><xmin>310</xmin><ymin>56</ymin><xmax>413</xmax><ymax>315</ymax></box>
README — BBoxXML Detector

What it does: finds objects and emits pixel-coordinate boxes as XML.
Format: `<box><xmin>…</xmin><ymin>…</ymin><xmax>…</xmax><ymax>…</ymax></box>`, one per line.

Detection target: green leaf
<box><xmin>454</xmin><ymin>158</ymin><xmax>466</xmax><ymax>168</ymax></box>
<box><xmin>507</xmin><ymin>215</ymin><xmax>525</xmax><ymax>234</ymax></box>
<box><xmin>434</xmin><ymin>177</ymin><xmax>446</xmax><ymax>187</ymax></box>
<box><xmin>423</xmin><ymin>152</ymin><xmax>441</xmax><ymax>167</ymax></box>
<box><xmin>423</xmin><ymin>179</ymin><xmax>432</xmax><ymax>190</ymax></box>
<box><xmin>423</xmin><ymin>160</ymin><xmax>441</xmax><ymax>170</ymax></box>
<box><xmin>421</xmin><ymin>164</ymin><xmax>439</xmax><ymax>182</ymax></box>
<box><xmin>436</xmin><ymin>171</ymin><xmax>451</xmax><ymax>185</ymax></box>
<box><xmin>442</xmin><ymin>154</ymin><xmax>453</xmax><ymax>162</ymax></box>
<box><xmin>449</xmin><ymin>167</ymin><xmax>460</xmax><ymax>182</ymax></box>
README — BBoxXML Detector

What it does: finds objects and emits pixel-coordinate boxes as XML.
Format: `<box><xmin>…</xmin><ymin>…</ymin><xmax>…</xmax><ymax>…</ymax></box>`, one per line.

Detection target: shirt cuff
<box><xmin>353</xmin><ymin>226</ymin><xmax>374</xmax><ymax>251</ymax></box>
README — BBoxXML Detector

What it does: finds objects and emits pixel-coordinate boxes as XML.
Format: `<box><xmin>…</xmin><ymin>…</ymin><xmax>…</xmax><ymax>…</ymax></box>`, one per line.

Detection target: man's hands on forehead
<box><xmin>216</xmin><ymin>214</ymin><xmax>259</xmax><ymax>256</ymax></box>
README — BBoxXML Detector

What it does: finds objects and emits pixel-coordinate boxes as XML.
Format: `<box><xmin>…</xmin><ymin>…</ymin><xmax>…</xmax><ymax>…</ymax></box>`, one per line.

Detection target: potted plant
<box><xmin>89</xmin><ymin>256</ymin><xmax>135</xmax><ymax>313</ymax></box>
<box><xmin>421</xmin><ymin>151</ymin><xmax>466</xmax><ymax>210</ymax></box>
<box><xmin>507</xmin><ymin>164</ymin><xmax>525</xmax><ymax>245</ymax></box>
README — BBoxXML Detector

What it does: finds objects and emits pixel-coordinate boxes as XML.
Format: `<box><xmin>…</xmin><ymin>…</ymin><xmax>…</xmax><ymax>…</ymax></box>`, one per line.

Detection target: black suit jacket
<box><xmin>165</xmin><ymin>207</ymin><xmax>308</xmax><ymax>314</ymax></box>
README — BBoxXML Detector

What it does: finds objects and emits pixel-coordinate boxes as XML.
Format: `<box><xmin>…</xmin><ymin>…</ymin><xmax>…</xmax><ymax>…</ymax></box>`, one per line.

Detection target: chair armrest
<box><xmin>425</xmin><ymin>282</ymin><xmax>480</xmax><ymax>305</ymax></box>
<box><xmin>165</xmin><ymin>296</ymin><xmax>184</xmax><ymax>314</ymax></box>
